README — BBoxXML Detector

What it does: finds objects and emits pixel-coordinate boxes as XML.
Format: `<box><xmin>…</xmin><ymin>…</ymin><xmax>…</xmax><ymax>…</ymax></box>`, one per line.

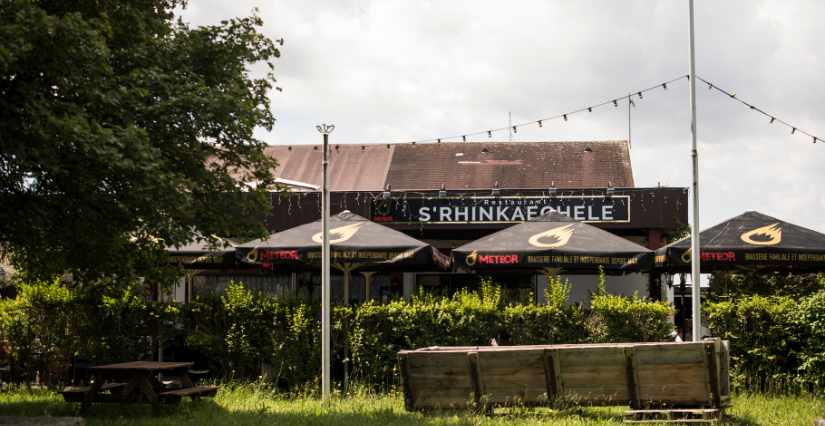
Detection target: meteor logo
<box><xmin>682</xmin><ymin>248</ymin><xmax>692</xmax><ymax>263</ymax></box>
<box><xmin>741</xmin><ymin>223</ymin><xmax>782</xmax><ymax>246</ymax></box>
<box><xmin>312</xmin><ymin>223</ymin><xmax>363</xmax><ymax>244</ymax></box>
<box><xmin>466</xmin><ymin>250</ymin><xmax>478</xmax><ymax>266</ymax></box>
<box><xmin>528</xmin><ymin>224</ymin><xmax>575</xmax><ymax>248</ymax></box>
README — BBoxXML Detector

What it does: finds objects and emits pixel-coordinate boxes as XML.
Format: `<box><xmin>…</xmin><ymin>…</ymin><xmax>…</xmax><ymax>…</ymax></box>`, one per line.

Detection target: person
<box><xmin>675</xmin><ymin>319</ymin><xmax>692</xmax><ymax>342</ymax></box>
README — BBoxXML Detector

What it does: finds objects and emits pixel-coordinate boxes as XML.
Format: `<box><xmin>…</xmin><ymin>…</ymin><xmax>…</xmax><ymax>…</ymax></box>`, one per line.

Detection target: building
<box><xmin>189</xmin><ymin>141</ymin><xmax>687</xmax><ymax>305</ymax></box>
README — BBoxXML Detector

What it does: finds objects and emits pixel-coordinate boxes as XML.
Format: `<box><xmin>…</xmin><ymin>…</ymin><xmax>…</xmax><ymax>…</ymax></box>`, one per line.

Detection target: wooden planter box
<box><xmin>397</xmin><ymin>339</ymin><xmax>730</xmax><ymax>412</ymax></box>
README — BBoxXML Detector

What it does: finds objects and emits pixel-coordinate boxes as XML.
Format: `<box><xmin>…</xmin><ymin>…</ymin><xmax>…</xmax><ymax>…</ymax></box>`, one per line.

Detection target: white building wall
<box><xmin>537</xmin><ymin>272</ymin><xmax>648</xmax><ymax>308</ymax></box>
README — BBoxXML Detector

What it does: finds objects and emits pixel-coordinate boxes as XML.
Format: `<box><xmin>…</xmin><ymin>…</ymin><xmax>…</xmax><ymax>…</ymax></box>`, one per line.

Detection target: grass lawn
<box><xmin>0</xmin><ymin>383</ymin><xmax>822</xmax><ymax>425</ymax></box>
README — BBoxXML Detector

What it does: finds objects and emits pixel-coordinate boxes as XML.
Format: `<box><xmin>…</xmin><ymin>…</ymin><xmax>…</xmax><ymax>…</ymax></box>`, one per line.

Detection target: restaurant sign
<box><xmin>370</xmin><ymin>196</ymin><xmax>630</xmax><ymax>224</ymax></box>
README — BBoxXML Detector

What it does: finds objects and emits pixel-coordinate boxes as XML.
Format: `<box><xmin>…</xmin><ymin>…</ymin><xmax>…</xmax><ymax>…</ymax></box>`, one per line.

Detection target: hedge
<box><xmin>0</xmin><ymin>275</ymin><xmax>675</xmax><ymax>388</ymax></box>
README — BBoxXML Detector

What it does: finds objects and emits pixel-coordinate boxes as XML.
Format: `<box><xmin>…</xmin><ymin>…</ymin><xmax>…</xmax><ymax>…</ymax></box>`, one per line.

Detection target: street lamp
<box><xmin>316</xmin><ymin>124</ymin><xmax>334</xmax><ymax>403</ymax></box>
<box><xmin>0</xmin><ymin>268</ymin><xmax>5</xmax><ymax>286</ymax></box>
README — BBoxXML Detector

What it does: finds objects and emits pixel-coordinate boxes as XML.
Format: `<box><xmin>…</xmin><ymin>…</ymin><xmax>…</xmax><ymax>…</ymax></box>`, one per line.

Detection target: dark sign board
<box><xmin>370</xmin><ymin>196</ymin><xmax>630</xmax><ymax>224</ymax></box>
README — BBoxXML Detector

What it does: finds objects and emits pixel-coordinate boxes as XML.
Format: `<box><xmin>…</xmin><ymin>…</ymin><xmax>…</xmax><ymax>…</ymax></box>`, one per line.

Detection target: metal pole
<box><xmin>680</xmin><ymin>276</ymin><xmax>686</xmax><ymax>341</ymax></box>
<box><xmin>688</xmin><ymin>0</ymin><xmax>701</xmax><ymax>341</ymax></box>
<box><xmin>317</xmin><ymin>124</ymin><xmax>334</xmax><ymax>401</ymax></box>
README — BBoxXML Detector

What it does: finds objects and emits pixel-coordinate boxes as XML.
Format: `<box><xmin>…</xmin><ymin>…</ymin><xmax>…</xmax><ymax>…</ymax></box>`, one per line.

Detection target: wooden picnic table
<box><xmin>60</xmin><ymin>361</ymin><xmax>219</xmax><ymax>413</ymax></box>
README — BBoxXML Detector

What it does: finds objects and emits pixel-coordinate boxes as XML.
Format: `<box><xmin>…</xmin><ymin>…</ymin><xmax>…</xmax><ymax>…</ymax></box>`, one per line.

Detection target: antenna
<box><xmin>628</xmin><ymin>93</ymin><xmax>632</xmax><ymax>149</ymax></box>
<box><xmin>509</xmin><ymin>111</ymin><xmax>516</xmax><ymax>142</ymax></box>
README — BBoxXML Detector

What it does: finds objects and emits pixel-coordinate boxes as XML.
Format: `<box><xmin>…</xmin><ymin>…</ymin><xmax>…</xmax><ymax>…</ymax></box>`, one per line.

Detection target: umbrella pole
<box><xmin>360</xmin><ymin>271</ymin><xmax>376</xmax><ymax>302</ymax></box>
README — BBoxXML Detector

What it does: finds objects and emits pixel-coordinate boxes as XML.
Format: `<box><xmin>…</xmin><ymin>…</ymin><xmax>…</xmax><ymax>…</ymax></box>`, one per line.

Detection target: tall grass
<box><xmin>0</xmin><ymin>381</ymin><xmax>822</xmax><ymax>425</ymax></box>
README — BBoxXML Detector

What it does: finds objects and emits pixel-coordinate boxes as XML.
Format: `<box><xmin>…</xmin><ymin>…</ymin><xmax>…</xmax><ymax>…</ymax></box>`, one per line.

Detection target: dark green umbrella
<box><xmin>236</xmin><ymin>211</ymin><xmax>451</xmax><ymax>299</ymax></box>
<box><xmin>452</xmin><ymin>211</ymin><xmax>652</xmax><ymax>274</ymax></box>
<box><xmin>654</xmin><ymin>211</ymin><xmax>825</xmax><ymax>274</ymax></box>
<box><xmin>166</xmin><ymin>235</ymin><xmax>240</xmax><ymax>270</ymax></box>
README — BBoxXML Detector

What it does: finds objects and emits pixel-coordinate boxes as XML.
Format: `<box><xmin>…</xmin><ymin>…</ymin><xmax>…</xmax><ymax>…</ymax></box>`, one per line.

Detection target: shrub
<box><xmin>1</xmin><ymin>275</ymin><xmax>677</xmax><ymax>389</ymax></box>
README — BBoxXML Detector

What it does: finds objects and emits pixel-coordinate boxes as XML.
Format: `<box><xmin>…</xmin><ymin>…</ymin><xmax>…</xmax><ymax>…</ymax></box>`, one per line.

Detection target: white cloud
<box><xmin>178</xmin><ymin>0</ymin><xmax>825</xmax><ymax>232</ymax></box>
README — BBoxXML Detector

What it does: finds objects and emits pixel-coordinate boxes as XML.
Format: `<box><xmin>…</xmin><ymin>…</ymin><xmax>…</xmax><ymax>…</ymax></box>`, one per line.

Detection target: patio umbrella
<box><xmin>166</xmin><ymin>235</ymin><xmax>240</xmax><ymax>270</ymax></box>
<box><xmin>236</xmin><ymin>211</ymin><xmax>451</xmax><ymax>384</ymax></box>
<box><xmin>654</xmin><ymin>210</ymin><xmax>825</xmax><ymax>274</ymax></box>
<box><xmin>236</xmin><ymin>211</ymin><xmax>451</xmax><ymax>301</ymax></box>
<box><xmin>452</xmin><ymin>210</ymin><xmax>652</xmax><ymax>275</ymax></box>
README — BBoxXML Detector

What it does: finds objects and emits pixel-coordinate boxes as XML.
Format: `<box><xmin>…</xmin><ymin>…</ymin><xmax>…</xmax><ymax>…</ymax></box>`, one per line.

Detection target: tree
<box><xmin>0</xmin><ymin>0</ymin><xmax>284</xmax><ymax>285</ymax></box>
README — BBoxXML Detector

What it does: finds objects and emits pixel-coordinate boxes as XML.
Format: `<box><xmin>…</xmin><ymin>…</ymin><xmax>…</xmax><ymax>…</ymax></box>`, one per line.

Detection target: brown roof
<box><xmin>262</xmin><ymin>141</ymin><xmax>633</xmax><ymax>191</ymax></box>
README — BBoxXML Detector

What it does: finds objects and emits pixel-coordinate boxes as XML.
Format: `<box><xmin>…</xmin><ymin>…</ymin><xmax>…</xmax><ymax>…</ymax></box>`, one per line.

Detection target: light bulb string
<box><xmin>405</xmin><ymin>75</ymin><xmax>689</xmax><ymax>144</ymax></box>
<box><xmin>695</xmin><ymin>76</ymin><xmax>821</xmax><ymax>143</ymax></box>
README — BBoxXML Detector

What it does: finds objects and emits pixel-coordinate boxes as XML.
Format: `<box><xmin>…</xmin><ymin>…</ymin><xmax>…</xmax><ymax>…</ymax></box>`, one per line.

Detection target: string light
<box><xmin>368</xmin><ymin>75</ymin><xmax>822</xmax><ymax>148</ymax></box>
<box><xmin>386</xmin><ymin>144</ymin><xmax>390</xmax><ymax>149</ymax></box>
<box><xmin>462</xmin><ymin>135</ymin><xmax>466</xmax><ymax>142</ymax></box>
<box><xmin>361</xmin><ymin>145</ymin><xmax>365</xmax><ymax>152</ymax></box>
<box><xmin>438</xmin><ymin>139</ymin><xmax>442</xmax><ymax>145</ymax></box>
<box><xmin>697</xmin><ymin>76</ymin><xmax>822</xmax><ymax>148</ymax></box>
<box><xmin>335</xmin><ymin>145</ymin><xmax>340</xmax><ymax>153</ymax></box>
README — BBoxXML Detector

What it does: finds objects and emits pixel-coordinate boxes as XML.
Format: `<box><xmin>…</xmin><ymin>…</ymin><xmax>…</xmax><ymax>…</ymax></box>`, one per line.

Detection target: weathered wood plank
<box><xmin>705</xmin><ymin>339</ymin><xmax>722</xmax><ymax>408</ymax></box>
<box><xmin>542</xmin><ymin>350</ymin><xmax>557</xmax><ymax>401</ymax></box>
<box><xmin>563</xmin><ymin>385</ymin><xmax>631</xmax><ymax>405</ymax></box>
<box><xmin>408</xmin><ymin>353</ymin><xmax>469</xmax><ymax>368</ymax></box>
<box><xmin>558</xmin><ymin>347</ymin><xmax>626</xmax><ymax>367</ymax></box>
<box><xmin>479</xmin><ymin>366</ymin><xmax>545</xmax><ymax>377</ymax></box>
<box><xmin>719</xmin><ymin>340</ymin><xmax>730</xmax><ymax>398</ymax></box>
<box><xmin>638</xmin><ymin>385</ymin><xmax>710</xmax><ymax>404</ymax></box>
<box><xmin>485</xmin><ymin>386</ymin><xmax>549</xmax><ymax>404</ymax></box>
<box><xmin>409</xmin><ymin>371</ymin><xmax>472</xmax><ymax>389</ymax></box>
<box><xmin>635</xmin><ymin>343</ymin><xmax>706</xmax><ymax>365</ymax></box>
<box><xmin>637</xmin><ymin>363</ymin><xmax>707</xmax><ymax>387</ymax></box>
<box><xmin>477</xmin><ymin>350</ymin><xmax>544</xmax><ymax>369</ymax></box>
<box><xmin>398</xmin><ymin>354</ymin><xmax>416</xmax><ymax>411</ymax></box>
<box><xmin>480</xmin><ymin>373</ymin><xmax>546</xmax><ymax>389</ymax></box>
<box><xmin>624</xmin><ymin>347</ymin><xmax>641</xmax><ymax>410</ymax></box>
<box><xmin>467</xmin><ymin>352</ymin><xmax>484</xmax><ymax>407</ymax></box>
<box><xmin>413</xmin><ymin>387</ymin><xmax>474</xmax><ymax>408</ymax></box>
<box><xmin>561</xmin><ymin>365</ymin><xmax>627</xmax><ymax>387</ymax></box>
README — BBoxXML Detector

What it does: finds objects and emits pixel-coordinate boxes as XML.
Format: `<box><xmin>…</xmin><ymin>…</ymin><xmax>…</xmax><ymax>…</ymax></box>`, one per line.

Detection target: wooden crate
<box><xmin>397</xmin><ymin>339</ymin><xmax>730</xmax><ymax>411</ymax></box>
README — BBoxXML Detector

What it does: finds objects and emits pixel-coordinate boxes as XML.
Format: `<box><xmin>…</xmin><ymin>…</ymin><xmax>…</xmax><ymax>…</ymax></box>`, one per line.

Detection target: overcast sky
<box><xmin>178</xmin><ymin>0</ymin><xmax>825</xmax><ymax>234</ymax></box>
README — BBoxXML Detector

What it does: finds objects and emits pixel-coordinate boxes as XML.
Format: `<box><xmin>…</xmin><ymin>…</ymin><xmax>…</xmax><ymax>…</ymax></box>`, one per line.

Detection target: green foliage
<box><xmin>2</xmin><ymin>279</ymin><xmax>676</xmax><ymax>389</ymax></box>
<box><xmin>0</xmin><ymin>0</ymin><xmax>284</xmax><ymax>287</ymax></box>
<box><xmin>707</xmin><ymin>272</ymin><xmax>824</xmax><ymax>301</ymax></box>
<box><xmin>587</xmin><ymin>266</ymin><xmax>675</xmax><ymax>343</ymax></box>
<box><xmin>704</xmin><ymin>275</ymin><xmax>825</xmax><ymax>389</ymax></box>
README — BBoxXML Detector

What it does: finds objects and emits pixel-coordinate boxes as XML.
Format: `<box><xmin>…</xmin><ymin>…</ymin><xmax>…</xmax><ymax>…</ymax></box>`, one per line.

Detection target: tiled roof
<box><xmin>262</xmin><ymin>141</ymin><xmax>633</xmax><ymax>191</ymax></box>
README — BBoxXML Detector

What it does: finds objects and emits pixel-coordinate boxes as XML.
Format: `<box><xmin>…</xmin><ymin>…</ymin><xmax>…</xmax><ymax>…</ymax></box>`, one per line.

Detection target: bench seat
<box><xmin>158</xmin><ymin>386</ymin><xmax>220</xmax><ymax>398</ymax></box>
<box><xmin>60</xmin><ymin>383</ymin><xmax>127</xmax><ymax>395</ymax></box>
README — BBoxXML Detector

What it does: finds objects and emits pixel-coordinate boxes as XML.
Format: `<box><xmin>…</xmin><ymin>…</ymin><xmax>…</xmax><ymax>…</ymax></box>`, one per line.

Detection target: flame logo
<box><xmin>312</xmin><ymin>223</ymin><xmax>363</xmax><ymax>244</ymax></box>
<box><xmin>246</xmin><ymin>246</ymin><xmax>259</xmax><ymax>262</ymax></box>
<box><xmin>741</xmin><ymin>223</ymin><xmax>782</xmax><ymax>246</ymax></box>
<box><xmin>376</xmin><ymin>198</ymin><xmax>392</xmax><ymax>216</ymax></box>
<box><xmin>465</xmin><ymin>250</ymin><xmax>478</xmax><ymax>266</ymax></box>
<box><xmin>528</xmin><ymin>224</ymin><xmax>575</xmax><ymax>248</ymax></box>
<box><xmin>681</xmin><ymin>248</ymin><xmax>692</xmax><ymax>263</ymax></box>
